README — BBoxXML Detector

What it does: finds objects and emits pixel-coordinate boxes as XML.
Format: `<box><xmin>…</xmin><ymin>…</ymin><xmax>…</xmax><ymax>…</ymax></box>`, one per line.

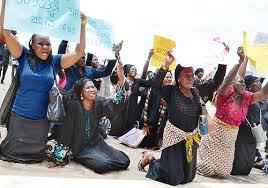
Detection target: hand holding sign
<box><xmin>148</xmin><ymin>49</ymin><xmax>154</xmax><ymax>60</ymax></box>
<box><xmin>163</xmin><ymin>50</ymin><xmax>175</xmax><ymax>69</ymax></box>
<box><xmin>151</xmin><ymin>35</ymin><xmax>176</xmax><ymax>70</ymax></box>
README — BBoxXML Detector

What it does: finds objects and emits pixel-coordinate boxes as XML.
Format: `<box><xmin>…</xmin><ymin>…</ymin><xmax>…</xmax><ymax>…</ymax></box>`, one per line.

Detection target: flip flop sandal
<box><xmin>138</xmin><ymin>159</ymin><xmax>146</xmax><ymax>172</ymax></box>
<box><xmin>138</xmin><ymin>151</ymin><xmax>149</xmax><ymax>172</ymax></box>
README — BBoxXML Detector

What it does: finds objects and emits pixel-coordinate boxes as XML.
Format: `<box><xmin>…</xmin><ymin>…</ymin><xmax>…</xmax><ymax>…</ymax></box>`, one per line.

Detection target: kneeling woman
<box><xmin>197</xmin><ymin>47</ymin><xmax>268</xmax><ymax>177</ymax></box>
<box><xmin>48</xmin><ymin>78</ymin><xmax>130</xmax><ymax>174</ymax></box>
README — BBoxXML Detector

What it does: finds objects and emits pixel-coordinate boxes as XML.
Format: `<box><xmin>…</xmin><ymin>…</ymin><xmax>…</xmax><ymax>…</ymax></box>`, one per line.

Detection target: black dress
<box><xmin>140</xmin><ymin>64</ymin><xmax>227</xmax><ymax>149</ymax></box>
<box><xmin>146</xmin><ymin>67</ymin><xmax>224</xmax><ymax>185</ymax></box>
<box><xmin>54</xmin><ymin>98</ymin><xmax>130</xmax><ymax>174</ymax></box>
<box><xmin>139</xmin><ymin>88</ymin><xmax>167</xmax><ymax>149</ymax></box>
<box><xmin>109</xmin><ymin>79</ymin><xmax>151</xmax><ymax>136</ymax></box>
<box><xmin>231</xmin><ymin>101</ymin><xmax>267</xmax><ymax>175</ymax></box>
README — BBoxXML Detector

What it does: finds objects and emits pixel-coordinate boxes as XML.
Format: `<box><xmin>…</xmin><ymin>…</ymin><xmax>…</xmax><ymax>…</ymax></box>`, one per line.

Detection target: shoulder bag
<box><xmin>47</xmin><ymin>62</ymin><xmax>66</xmax><ymax>124</ymax></box>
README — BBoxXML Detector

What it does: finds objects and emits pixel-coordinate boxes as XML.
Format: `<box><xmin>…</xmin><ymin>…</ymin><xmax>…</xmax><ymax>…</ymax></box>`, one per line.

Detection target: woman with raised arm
<box><xmin>0</xmin><ymin>14</ymin><xmax>86</xmax><ymax>163</ymax></box>
<box><xmin>197</xmin><ymin>47</ymin><xmax>268</xmax><ymax>177</ymax></box>
<box><xmin>109</xmin><ymin>51</ymin><xmax>154</xmax><ymax>136</ymax></box>
<box><xmin>137</xmin><ymin>50</ymin><xmax>226</xmax><ymax>186</ymax></box>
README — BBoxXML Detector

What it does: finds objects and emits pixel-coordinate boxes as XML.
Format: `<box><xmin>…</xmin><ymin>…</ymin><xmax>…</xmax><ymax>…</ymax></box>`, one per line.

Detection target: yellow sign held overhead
<box><xmin>243</xmin><ymin>32</ymin><xmax>268</xmax><ymax>74</ymax></box>
<box><xmin>151</xmin><ymin>35</ymin><xmax>176</xmax><ymax>70</ymax></box>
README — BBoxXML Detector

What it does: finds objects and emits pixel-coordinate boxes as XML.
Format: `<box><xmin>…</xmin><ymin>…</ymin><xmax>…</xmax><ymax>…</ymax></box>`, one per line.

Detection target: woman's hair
<box><xmin>28</xmin><ymin>34</ymin><xmax>38</xmax><ymax>50</ymax></box>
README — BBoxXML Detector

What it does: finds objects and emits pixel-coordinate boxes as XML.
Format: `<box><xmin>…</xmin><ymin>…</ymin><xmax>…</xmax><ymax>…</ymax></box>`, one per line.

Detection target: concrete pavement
<box><xmin>0</xmin><ymin>66</ymin><xmax>267</xmax><ymax>188</ymax></box>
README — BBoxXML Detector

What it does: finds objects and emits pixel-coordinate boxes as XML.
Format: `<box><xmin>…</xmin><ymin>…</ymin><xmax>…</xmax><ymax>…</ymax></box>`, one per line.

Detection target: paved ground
<box><xmin>0</xmin><ymin>66</ymin><xmax>268</xmax><ymax>188</ymax></box>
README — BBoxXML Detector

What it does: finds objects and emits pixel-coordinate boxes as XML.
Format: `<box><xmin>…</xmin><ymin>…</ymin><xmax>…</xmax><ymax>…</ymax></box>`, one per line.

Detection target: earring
<box><xmin>81</xmin><ymin>95</ymin><xmax>84</xmax><ymax>101</ymax></box>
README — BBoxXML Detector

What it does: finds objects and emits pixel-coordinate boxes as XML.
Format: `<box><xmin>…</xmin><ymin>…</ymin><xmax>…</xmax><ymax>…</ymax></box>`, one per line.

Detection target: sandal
<box><xmin>138</xmin><ymin>160</ymin><xmax>146</xmax><ymax>172</ymax></box>
<box><xmin>138</xmin><ymin>151</ymin><xmax>153</xmax><ymax>172</ymax></box>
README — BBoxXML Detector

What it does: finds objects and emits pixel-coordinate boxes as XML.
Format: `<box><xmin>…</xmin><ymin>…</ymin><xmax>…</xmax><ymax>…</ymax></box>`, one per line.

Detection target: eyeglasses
<box><xmin>35</xmin><ymin>42</ymin><xmax>51</xmax><ymax>48</ymax></box>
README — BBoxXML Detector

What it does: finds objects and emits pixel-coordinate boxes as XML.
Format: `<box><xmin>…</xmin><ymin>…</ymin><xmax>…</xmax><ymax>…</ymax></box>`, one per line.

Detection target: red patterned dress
<box><xmin>197</xmin><ymin>85</ymin><xmax>253</xmax><ymax>177</ymax></box>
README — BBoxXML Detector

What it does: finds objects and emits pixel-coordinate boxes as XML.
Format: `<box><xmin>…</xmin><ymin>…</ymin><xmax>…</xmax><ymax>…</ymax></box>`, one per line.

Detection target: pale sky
<box><xmin>17</xmin><ymin>0</ymin><xmax>268</xmax><ymax>74</ymax></box>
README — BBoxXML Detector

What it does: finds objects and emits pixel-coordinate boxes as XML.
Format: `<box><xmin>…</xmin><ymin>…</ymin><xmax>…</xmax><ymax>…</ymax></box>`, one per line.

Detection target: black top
<box><xmin>152</xmin><ymin>69</ymin><xmax>205</xmax><ymax>132</ymax></box>
<box><xmin>194</xmin><ymin>64</ymin><xmax>227</xmax><ymax>102</ymax></box>
<box><xmin>236</xmin><ymin>100</ymin><xmax>268</xmax><ymax>144</ymax></box>
<box><xmin>152</xmin><ymin>65</ymin><xmax>226</xmax><ymax>132</ymax></box>
<box><xmin>54</xmin><ymin>97</ymin><xmax>125</xmax><ymax>156</ymax></box>
<box><xmin>120</xmin><ymin>79</ymin><xmax>151</xmax><ymax>133</ymax></box>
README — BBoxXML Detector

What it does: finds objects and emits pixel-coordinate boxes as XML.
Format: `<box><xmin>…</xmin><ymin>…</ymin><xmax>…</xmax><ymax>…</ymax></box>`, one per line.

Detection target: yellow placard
<box><xmin>151</xmin><ymin>35</ymin><xmax>176</xmax><ymax>70</ymax></box>
<box><xmin>243</xmin><ymin>32</ymin><xmax>268</xmax><ymax>74</ymax></box>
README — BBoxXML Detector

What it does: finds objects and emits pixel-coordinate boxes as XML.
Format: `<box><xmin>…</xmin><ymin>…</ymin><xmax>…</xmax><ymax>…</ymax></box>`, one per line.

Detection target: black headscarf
<box><xmin>86</xmin><ymin>53</ymin><xmax>94</xmax><ymax>66</ymax></box>
<box><xmin>58</xmin><ymin>40</ymin><xmax>68</xmax><ymax>54</ymax></box>
<box><xmin>110</xmin><ymin>68</ymin><xmax>119</xmax><ymax>85</ymax></box>
<box><xmin>174</xmin><ymin>64</ymin><xmax>184</xmax><ymax>85</ymax></box>
<box><xmin>244</xmin><ymin>75</ymin><xmax>259</xmax><ymax>89</ymax></box>
<box><xmin>174</xmin><ymin>64</ymin><xmax>193</xmax><ymax>86</ymax></box>
<box><xmin>123</xmin><ymin>64</ymin><xmax>134</xmax><ymax>77</ymax></box>
<box><xmin>74</xmin><ymin>78</ymin><xmax>92</xmax><ymax>99</ymax></box>
<box><xmin>27</xmin><ymin>34</ymin><xmax>53</xmax><ymax>72</ymax></box>
<box><xmin>194</xmin><ymin>68</ymin><xmax>204</xmax><ymax>76</ymax></box>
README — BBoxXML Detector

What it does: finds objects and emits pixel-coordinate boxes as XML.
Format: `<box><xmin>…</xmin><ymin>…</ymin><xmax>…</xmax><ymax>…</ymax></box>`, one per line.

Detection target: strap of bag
<box><xmin>245</xmin><ymin>117</ymin><xmax>253</xmax><ymax>129</ymax></box>
<box><xmin>50</xmin><ymin>60</ymin><xmax>62</xmax><ymax>97</ymax></box>
<box><xmin>245</xmin><ymin>109</ymin><xmax>262</xmax><ymax>129</ymax></box>
<box><xmin>51</xmin><ymin>60</ymin><xmax>58</xmax><ymax>87</ymax></box>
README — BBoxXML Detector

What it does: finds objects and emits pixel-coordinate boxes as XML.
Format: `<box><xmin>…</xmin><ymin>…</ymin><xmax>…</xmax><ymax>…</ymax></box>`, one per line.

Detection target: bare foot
<box><xmin>138</xmin><ymin>151</ymin><xmax>153</xmax><ymax>172</ymax></box>
<box><xmin>48</xmin><ymin>161</ymin><xmax>57</xmax><ymax>168</ymax></box>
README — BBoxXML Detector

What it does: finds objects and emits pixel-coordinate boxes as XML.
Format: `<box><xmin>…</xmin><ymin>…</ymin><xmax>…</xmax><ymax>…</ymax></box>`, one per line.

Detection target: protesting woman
<box><xmin>48</xmin><ymin>78</ymin><xmax>130</xmax><ymax>173</ymax></box>
<box><xmin>197</xmin><ymin>47</ymin><xmax>268</xmax><ymax>177</ymax></box>
<box><xmin>138</xmin><ymin>51</ymin><xmax>225</xmax><ymax>186</ymax></box>
<box><xmin>0</xmin><ymin>14</ymin><xmax>86</xmax><ymax>163</ymax></box>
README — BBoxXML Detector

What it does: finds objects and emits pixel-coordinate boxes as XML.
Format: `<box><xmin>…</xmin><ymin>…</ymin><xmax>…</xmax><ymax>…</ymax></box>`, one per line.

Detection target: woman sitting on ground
<box><xmin>48</xmin><ymin>78</ymin><xmax>130</xmax><ymax>174</ymax></box>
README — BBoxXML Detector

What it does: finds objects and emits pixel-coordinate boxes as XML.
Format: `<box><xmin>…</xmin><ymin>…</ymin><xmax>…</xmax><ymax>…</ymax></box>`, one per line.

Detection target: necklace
<box><xmin>178</xmin><ymin>86</ymin><xmax>193</xmax><ymax>100</ymax></box>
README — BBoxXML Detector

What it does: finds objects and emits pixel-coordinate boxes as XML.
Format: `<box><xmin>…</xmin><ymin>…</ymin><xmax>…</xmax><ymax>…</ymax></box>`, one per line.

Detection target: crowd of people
<box><xmin>0</xmin><ymin>14</ymin><xmax>268</xmax><ymax>186</ymax></box>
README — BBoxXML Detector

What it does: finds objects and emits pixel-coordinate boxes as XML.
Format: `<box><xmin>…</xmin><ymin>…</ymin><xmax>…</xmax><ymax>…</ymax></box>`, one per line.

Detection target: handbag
<box><xmin>245</xmin><ymin>110</ymin><xmax>267</xmax><ymax>143</ymax></box>
<box><xmin>198</xmin><ymin>99</ymin><xmax>216</xmax><ymax>136</ymax></box>
<box><xmin>0</xmin><ymin>71</ymin><xmax>19</xmax><ymax>126</ymax></box>
<box><xmin>47</xmin><ymin>62</ymin><xmax>66</xmax><ymax>124</ymax></box>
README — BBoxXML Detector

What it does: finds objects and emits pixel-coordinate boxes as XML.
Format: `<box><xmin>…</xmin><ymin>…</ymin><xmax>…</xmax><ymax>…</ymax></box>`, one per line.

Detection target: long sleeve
<box><xmin>54</xmin><ymin>101</ymin><xmax>76</xmax><ymax>148</ymax></box>
<box><xmin>91</xmin><ymin>59</ymin><xmax>116</xmax><ymax>79</ymax></box>
<box><xmin>196</xmin><ymin>64</ymin><xmax>227</xmax><ymax>99</ymax></box>
<box><xmin>99</xmin><ymin>96</ymin><xmax>126</xmax><ymax>120</ymax></box>
<box><xmin>137</xmin><ymin>78</ymin><xmax>152</xmax><ymax>88</ymax></box>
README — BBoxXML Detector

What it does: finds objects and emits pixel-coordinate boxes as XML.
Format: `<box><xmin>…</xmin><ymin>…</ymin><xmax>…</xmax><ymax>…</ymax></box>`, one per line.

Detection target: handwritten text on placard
<box><xmin>4</xmin><ymin>0</ymin><xmax>80</xmax><ymax>42</ymax></box>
